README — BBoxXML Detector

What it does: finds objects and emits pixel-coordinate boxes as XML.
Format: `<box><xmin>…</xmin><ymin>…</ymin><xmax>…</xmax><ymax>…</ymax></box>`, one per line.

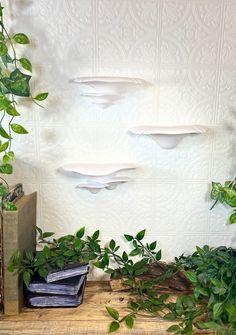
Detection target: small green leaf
<box><xmin>42</xmin><ymin>232</ymin><xmax>54</xmax><ymax>239</ymax></box>
<box><xmin>129</xmin><ymin>248</ymin><xmax>140</xmax><ymax>256</ymax></box>
<box><xmin>167</xmin><ymin>325</ymin><xmax>181</xmax><ymax>333</ymax></box>
<box><xmin>109</xmin><ymin>239</ymin><xmax>116</xmax><ymax>251</ymax></box>
<box><xmin>3</xmin><ymin>201</ymin><xmax>17</xmax><ymax>211</ymax></box>
<box><xmin>23</xmin><ymin>271</ymin><xmax>31</xmax><ymax>286</ymax></box>
<box><xmin>124</xmin><ymin>315</ymin><xmax>134</xmax><ymax>329</ymax></box>
<box><xmin>155</xmin><ymin>249</ymin><xmax>162</xmax><ymax>261</ymax></box>
<box><xmin>11</xmin><ymin>123</ymin><xmax>28</xmax><ymax>134</ymax></box>
<box><xmin>0</xmin><ymin>126</ymin><xmax>11</xmax><ymax>139</ymax></box>
<box><xmin>136</xmin><ymin>229</ymin><xmax>145</xmax><ymax>241</ymax></box>
<box><xmin>0</xmin><ymin>32</ymin><xmax>4</xmax><ymax>40</ymax></box>
<box><xmin>13</xmin><ymin>33</ymin><xmax>30</xmax><ymax>44</ymax></box>
<box><xmin>164</xmin><ymin>313</ymin><xmax>177</xmax><ymax>321</ymax></box>
<box><xmin>109</xmin><ymin>321</ymin><xmax>120</xmax><ymax>333</ymax></box>
<box><xmin>106</xmin><ymin>306</ymin><xmax>119</xmax><ymax>320</ymax></box>
<box><xmin>0</xmin><ymin>163</ymin><xmax>13</xmax><ymax>174</ymax></box>
<box><xmin>3</xmin><ymin>153</ymin><xmax>10</xmax><ymax>164</ymax></box>
<box><xmin>34</xmin><ymin>92</ymin><xmax>48</xmax><ymax>101</ymax></box>
<box><xmin>122</xmin><ymin>251</ymin><xmax>128</xmax><ymax>262</ymax></box>
<box><xmin>92</xmin><ymin>230</ymin><xmax>99</xmax><ymax>240</ymax></box>
<box><xmin>185</xmin><ymin>271</ymin><xmax>198</xmax><ymax>283</ymax></box>
<box><xmin>202</xmin><ymin>321</ymin><xmax>222</xmax><ymax>330</ymax></box>
<box><xmin>149</xmin><ymin>241</ymin><xmax>157</xmax><ymax>250</ymax></box>
<box><xmin>19</xmin><ymin>58</ymin><xmax>32</xmax><ymax>72</ymax></box>
<box><xmin>0</xmin><ymin>141</ymin><xmax>8</xmax><ymax>152</ymax></box>
<box><xmin>229</xmin><ymin>211</ymin><xmax>236</xmax><ymax>224</ymax></box>
<box><xmin>124</xmin><ymin>234</ymin><xmax>133</xmax><ymax>241</ymax></box>
<box><xmin>7</xmin><ymin>151</ymin><xmax>14</xmax><ymax>160</ymax></box>
<box><xmin>76</xmin><ymin>227</ymin><xmax>85</xmax><ymax>238</ymax></box>
<box><xmin>0</xmin><ymin>42</ymin><xmax>7</xmax><ymax>56</ymax></box>
<box><xmin>6</xmin><ymin>105</ymin><xmax>20</xmax><ymax>116</ymax></box>
<box><xmin>213</xmin><ymin>302</ymin><xmax>224</xmax><ymax>319</ymax></box>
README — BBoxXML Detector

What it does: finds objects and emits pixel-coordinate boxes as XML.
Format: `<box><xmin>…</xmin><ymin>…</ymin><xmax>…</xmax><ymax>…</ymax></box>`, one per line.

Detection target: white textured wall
<box><xmin>5</xmin><ymin>1</ymin><xmax>236</xmax><ymax>272</ymax></box>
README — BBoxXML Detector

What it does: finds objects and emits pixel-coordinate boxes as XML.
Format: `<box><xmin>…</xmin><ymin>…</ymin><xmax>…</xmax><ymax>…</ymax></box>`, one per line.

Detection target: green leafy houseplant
<box><xmin>210</xmin><ymin>178</ymin><xmax>236</xmax><ymax>224</ymax></box>
<box><xmin>0</xmin><ymin>4</ymin><xmax>48</xmax><ymax>209</ymax></box>
<box><xmin>8</xmin><ymin>228</ymin><xmax>236</xmax><ymax>335</ymax></box>
<box><xmin>8</xmin><ymin>227</ymin><xmax>101</xmax><ymax>286</ymax></box>
<box><xmin>92</xmin><ymin>230</ymin><xmax>236</xmax><ymax>335</ymax></box>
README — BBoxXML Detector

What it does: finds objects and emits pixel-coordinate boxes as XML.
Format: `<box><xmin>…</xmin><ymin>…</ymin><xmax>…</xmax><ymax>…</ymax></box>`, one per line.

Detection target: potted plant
<box><xmin>8</xmin><ymin>226</ymin><xmax>101</xmax><ymax>307</ymax></box>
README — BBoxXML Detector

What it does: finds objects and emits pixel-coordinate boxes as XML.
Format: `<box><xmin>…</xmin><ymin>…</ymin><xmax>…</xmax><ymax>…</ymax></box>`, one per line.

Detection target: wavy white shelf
<box><xmin>73</xmin><ymin>76</ymin><xmax>151</xmax><ymax>108</ymax></box>
<box><xmin>59</xmin><ymin>163</ymin><xmax>136</xmax><ymax>193</ymax></box>
<box><xmin>129</xmin><ymin>125</ymin><xmax>208</xmax><ymax>149</ymax></box>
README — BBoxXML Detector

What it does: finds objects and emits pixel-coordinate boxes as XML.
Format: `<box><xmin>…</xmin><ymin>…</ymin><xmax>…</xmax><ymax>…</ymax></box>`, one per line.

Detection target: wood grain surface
<box><xmin>0</xmin><ymin>281</ymin><xmax>213</xmax><ymax>335</ymax></box>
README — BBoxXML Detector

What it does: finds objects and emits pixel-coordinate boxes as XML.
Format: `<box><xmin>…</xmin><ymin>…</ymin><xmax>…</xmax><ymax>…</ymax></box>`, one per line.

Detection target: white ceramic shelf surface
<box><xmin>59</xmin><ymin>163</ymin><xmax>136</xmax><ymax>193</ymax></box>
<box><xmin>129</xmin><ymin>125</ymin><xmax>208</xmax><ymax>149</ymax></box>
<box><xmin>73</xmin><ymin>76</ymin><xmax>151</xmax><ymax>108</ymax></box>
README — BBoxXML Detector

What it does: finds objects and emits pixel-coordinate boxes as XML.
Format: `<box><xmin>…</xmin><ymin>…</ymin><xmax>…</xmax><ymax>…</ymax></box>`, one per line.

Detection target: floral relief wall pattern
<box><xmin>5</xmin><ymin>0</ymin><xmax>236</xmax><ymax>278</ymax></box>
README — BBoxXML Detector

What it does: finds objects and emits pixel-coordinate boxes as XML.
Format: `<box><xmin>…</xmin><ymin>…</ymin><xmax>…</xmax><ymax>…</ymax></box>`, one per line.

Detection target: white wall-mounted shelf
<box><xmin>72</xmin><ymin>76</ymin><xmax>151</xmax><ymax>108</ymax></box>
<box><xmin>59</xmin><ymin>163</ymin><xmax>136</xmax><ymax>193</ymax></box>
<box><xmin>129</xmin><ymin>125</ymin><xmax>208</xmax><ymax>149</ymax></box>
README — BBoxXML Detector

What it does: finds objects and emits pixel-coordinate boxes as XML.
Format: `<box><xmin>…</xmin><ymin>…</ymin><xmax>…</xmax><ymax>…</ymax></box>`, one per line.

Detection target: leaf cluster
<box><xmin>0</xmin><ymin>6</ymin><xmax>48</xmax><ymax>174</ymax></box>
<box><xmin>211</xmin><ymin>179</ymin><xmax>236</xmax><ymax>224</ymax></box>
<box><xmin>8</xmin><ymin>226</ymin><xmax>101</xmax><ymax>286</ymax></box>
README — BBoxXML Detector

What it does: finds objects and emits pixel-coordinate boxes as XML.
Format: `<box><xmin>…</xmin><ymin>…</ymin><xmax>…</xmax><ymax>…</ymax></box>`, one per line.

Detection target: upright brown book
<box><xmin>2</xmin><ymin>192</ymin><xmax>37</xmax><ymax>315</ymax></box>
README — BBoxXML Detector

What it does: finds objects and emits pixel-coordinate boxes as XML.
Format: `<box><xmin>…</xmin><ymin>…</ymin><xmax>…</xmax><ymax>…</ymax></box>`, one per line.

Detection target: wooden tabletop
<box><xmin>0</xmin><ymin>281</ymin><xmax>212</xmax><ymax>335</ymax></box>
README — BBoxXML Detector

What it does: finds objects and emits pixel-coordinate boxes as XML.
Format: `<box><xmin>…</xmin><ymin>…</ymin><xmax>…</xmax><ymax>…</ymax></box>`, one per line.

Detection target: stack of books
<box><xmin>26</xmin><ymin>264</ymin><xmax>89</xmax><ymax>308</ymax></box>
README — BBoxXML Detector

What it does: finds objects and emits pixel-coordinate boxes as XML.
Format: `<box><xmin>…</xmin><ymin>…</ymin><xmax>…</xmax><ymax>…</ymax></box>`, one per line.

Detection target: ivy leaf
<box><xmin>0</xmin><ymin>96</ymin><xmax>11</xmax><ymax>110</ymax></box>
<box><xmin>0</xmin><ymin>42</ymin><xmax>7</xmax><ymax>56</ymax></box>
<box><xmin>106</xmin><ymin>306</ymin><xmax>119</xmax><ymax>320</ymax></box>
<box><xmin>136</xmin><ymin>229</ymin><xmax>145</xmax><ymax>241</ymax></box>
<box><xmin>19</xmin><ymin>58</ymin><xmax>32</xmax><ymax>72</ymax></box>
<box><xmin>0</xmin><ymin>126</ymin><xmax>11</xmax><ymax>139</ymax></box>
<box><xmin>109</xmin><ymin>321</ymin><xmax>120</xmax><ymax>333</ymax></box>
<box><xmin>34</xmin><ymin>92</ymin><xmax>48</xmax><ymax>101</ymax></box>
<box><xmin>11</xmin><ymin>123</ymin><xmax>28</xmax><ymax>134</ymax></box>
<box><xmin>124</xmin><ymin>315</ymin><xmax>134</xmax><ymax>329</ymax></box>
<box><xmin>13</xmin><ymin>33</ymin><xmax>30</xmax><ymax>44</ymax></box>
<box><xmin>6</xmin><ymin>105</ymin><xmax>20</xmax><ymax>116</ymax></box>
<box><xmin>3</xmin><ymin>153</ymin><xmax>10</xmax><ymax>164</ymax></box>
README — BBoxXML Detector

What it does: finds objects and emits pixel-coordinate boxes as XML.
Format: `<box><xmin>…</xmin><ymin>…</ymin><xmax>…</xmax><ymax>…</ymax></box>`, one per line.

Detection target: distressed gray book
<box><xmin>27</xmin><ymin>278</ymin><xmax>86</xmax><ymax>308</ymax></box>
<box><xmin>27</xmin><ymin>275</ymin><xmax>86</xmax><ymax>296</ymax></box>
<box><xmin>46</xmin><ymin>264</ymin><xmax>89</xmax><ymax>283</ymax></box>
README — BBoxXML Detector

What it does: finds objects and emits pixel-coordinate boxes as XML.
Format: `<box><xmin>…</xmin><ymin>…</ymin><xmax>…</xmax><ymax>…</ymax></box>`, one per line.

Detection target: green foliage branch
<box><xmin>210</xmin><ymin>178</ymin><xmax>236</xmax><ymax>224</ymax></box>
<box><xmin>0</xmin><ymin>4</ymin><xmax>48</xmax><ymax>210</ymax></box>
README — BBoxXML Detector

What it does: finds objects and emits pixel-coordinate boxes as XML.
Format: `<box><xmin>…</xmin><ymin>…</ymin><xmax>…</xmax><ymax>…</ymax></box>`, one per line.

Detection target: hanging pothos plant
<box><xmin>210</xmin><ymin>178</ymin><xmax>236</xmax><ymax>224</ymax></box>
<box><xmin>0</xmin><ymin>4</ymin><xmax>48</xmax><ymax>210</ymax></box>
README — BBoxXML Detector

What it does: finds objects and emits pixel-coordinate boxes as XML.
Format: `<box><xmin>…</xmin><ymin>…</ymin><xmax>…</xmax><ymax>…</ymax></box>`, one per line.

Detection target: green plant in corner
<box><xmin>210</xmin><ymin>178</ymin><xmax>236</xmax><ymax>224</ymax></box>
<box><xmin>0</xmin><ymin>4</ymin><xmax>48</xmax><ymax>210</ymax></box>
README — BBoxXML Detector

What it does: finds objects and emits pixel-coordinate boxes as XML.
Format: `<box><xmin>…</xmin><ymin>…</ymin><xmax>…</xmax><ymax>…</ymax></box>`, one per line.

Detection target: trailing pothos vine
<box><xmin>0</xmin><ymin>4</ymin><xmax>48</xmax><ymax>209</ymax></box>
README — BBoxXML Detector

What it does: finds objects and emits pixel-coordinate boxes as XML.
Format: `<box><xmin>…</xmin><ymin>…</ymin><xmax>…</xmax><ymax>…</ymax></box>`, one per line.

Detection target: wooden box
<box><xmin>2</xmin><ymin>193</ymin><xmax>37</xmax><ymax>315</ymax></box>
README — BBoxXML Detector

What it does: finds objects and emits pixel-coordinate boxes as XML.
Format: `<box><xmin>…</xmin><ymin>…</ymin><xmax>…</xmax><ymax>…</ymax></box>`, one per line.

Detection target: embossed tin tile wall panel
<box><xmin>5</xmin><ymin>0</ymin><xmax>236</xmax><ymax>273</ymax></box>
